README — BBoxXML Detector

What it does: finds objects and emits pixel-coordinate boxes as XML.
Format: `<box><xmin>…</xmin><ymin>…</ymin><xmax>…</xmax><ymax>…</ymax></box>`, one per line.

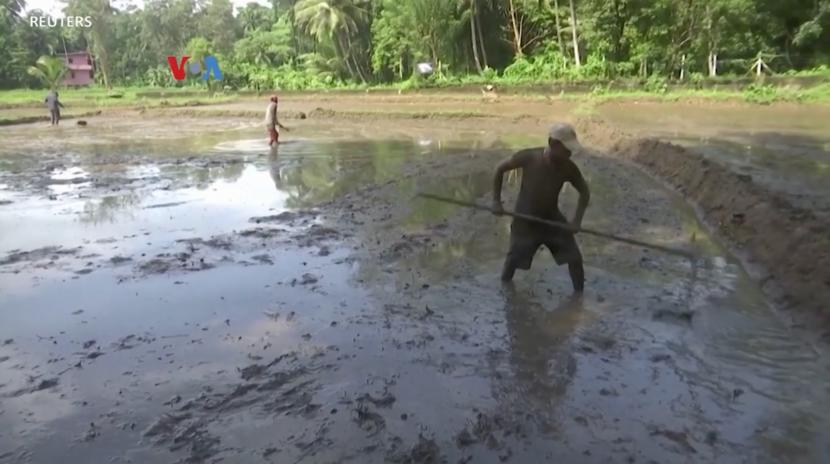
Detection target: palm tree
<box><xmin>238</xmin><ymin>3</ymin><xmax>272</xmax><ymax>33</ymax></box>
<box><xmin>27</xmin><ymin>55</ymin><xmax>67</xmax><ymax>90</ymax></box>
<box><xmin>294</xmin><ymin>0</ymin><xmax>371</xmax><ymax>82</ymax></box>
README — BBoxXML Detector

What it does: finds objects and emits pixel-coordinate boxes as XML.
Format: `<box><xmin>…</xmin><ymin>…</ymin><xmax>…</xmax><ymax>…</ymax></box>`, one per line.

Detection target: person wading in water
<box><xmin>265</xmin><ymin>95</ymin><xmax>288</xmax><ymax>146</ymax></box>
<box><xmin>491</xmin><ymin>123</ymin><xmax>591</xmax><ymax>293</ymax></box>
<box><xmin>45</xmin><ymin>90</ymin><xmax>65</xmax><ymax>126</ymax></box>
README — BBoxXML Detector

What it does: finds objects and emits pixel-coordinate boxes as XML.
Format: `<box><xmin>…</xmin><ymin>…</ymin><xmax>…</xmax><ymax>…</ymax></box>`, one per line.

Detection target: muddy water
<box><xmin>599</xmin><ymin>102</ymin><xmax>830</xmax><ymax>216</ymax></box>
<box><xmin>0</xmin><ymin>119</ymin><xmax>829</xmax><ymax>463</ymax></box>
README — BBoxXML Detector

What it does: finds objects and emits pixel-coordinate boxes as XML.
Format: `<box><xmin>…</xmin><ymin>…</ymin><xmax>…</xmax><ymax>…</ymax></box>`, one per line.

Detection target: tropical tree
<box><xmin>507</xmin><ymin>0</ymin><xmax>553</xmax><ymax>56</ymax></box>
<box><xmin>233</xmin><ymin>18</ymin><xmax>293</xmax><ymax>65</ymax></box>
<box><xmin>371</xmin><ymin>0</ymin><xmax>416</xmax><ymax>79</ymax></box>
<box><xmin>27</xmin><ymin>55</ymin><xmax>67</xmax><ymax>89</ymax></box>
<box><xmin>409</xmin><ymin>0</ymin><xmax>466</xmax><ymax>69</ymax></box>
<box><xmin>140</xmin><ymin>0</ymin><xmax>198</xmax><ymax>59</ymax></box>
<box><xmin>794</xmin><ymin>0</ymin><xmax>830</xmax><ymax>48</ymax></box>
<box><xmin>294</xmin><ymin>0</ymin><xmax>371</xmax><ymax>81</ymax></box>
<box><xmin>199</xmin><ymin>0</ymin><xmax>239</xmax><ymax>55</ymax></box>
<box><xmin>238</xmin><ymin>2</ymin><xmax>273</xmax><ymax>32</ymax></box>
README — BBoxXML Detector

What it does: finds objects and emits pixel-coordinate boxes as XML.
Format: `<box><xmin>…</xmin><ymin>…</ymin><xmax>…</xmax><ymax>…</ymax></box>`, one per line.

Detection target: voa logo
<box><xmin>166</xmin><ymin>56</ymin><xmax>223</xmax><ymax>81</ymax></box>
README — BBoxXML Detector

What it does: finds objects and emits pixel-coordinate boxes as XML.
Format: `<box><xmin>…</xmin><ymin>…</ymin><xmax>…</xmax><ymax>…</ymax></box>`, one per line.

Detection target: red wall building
<box><xmin>60</xmin><ymin>51</ymin><xmax>94</xmax><ymax>86</ymax></box>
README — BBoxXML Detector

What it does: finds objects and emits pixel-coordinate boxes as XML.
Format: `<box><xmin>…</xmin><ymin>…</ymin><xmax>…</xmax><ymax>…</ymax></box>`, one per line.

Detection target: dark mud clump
<box><xmin>5</xmin><ymin>378</ymin><xmax>59</xmax><ymax>398</ymax></box>
<box><xmin>250</xmin><ymin>209</ymin><xmax>318</xmax><ymax>225</ymax></box>
<box><xmin>356</xmin><ymin>391</ymin><xmax>396</xmax><ymax>408</ymax></box>
<box><xmin>176</xmin><ymin>237</ymin><xmax>233</xmax><ymax>251</ymax></box>
<box><xmin>112</xmin><ymin>334</ymin><xmax>155</xmax><ymax>350</ymax></box>
<box><xmin>0</xmin><ymin>246</ymin><xmax>81</xmax><ymax>267</ymax></box>
<box><xmin>294</xmin><ymin>224</ymin><xmax>343</xmax><ymax>248</ymax></box>
<box><xmin>142</xmin><ymin>352</ymin><xmax>315</xmax><ymax>462</ymax></box>
<box><xmin>239</xmin><ymin>227</ymin><xmax>283</xmax><ymax>239</ymax></box>
<box><xmin>138</xmin><ymin>254</ymin><xmax>215</xmax><ymax>276</ymax></box>
<box><xmin>296</xmin><ymin>273</ymin><xmax>320</xmax><ymax>286</ymax></box>
<box><xmin>139</xmin><ymin>258</ymin><xmax>172</xmax><ymax>275</ymax></box>
<box><xmin>352</xmin><ymin>402</ymin><xmax>386</xmax><ymax>436</ymax></box>
<box><xmin>454</xmin><ymin>412</ymin><xmax>515</xmax><ymax>452</ymax></box>
<box><xmin>650</xmin><ymin>428</ymin><xmax>697</xmax><ymax>454</ymax></box>
<box><xmin>142</xmin><ymin>413</ymin><xmax>222</xmax><ymax>463</ymax></box>
<box><xmin>652</xmin><ymin>308</ymin><xmax>695</xmax><ymax>325</ymax></box>
<box><xmin>387</xmin><ymin>435</ymin><xmax>442</xmax><ymax>464</ymax></box>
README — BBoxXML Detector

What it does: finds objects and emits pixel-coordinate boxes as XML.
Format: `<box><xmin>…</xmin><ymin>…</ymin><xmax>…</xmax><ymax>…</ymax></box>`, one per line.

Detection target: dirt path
<box><xmin>0</xmin><ymin>103</ymin><xmax>828</xmax><ymax>463</ymax></box>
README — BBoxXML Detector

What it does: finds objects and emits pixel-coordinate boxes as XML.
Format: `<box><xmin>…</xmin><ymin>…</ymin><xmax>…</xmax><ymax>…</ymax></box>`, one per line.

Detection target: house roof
<box><xmin>60</xmin><ymin>51</ymin><xmax>91</xmax><ymax>56</ymax></box>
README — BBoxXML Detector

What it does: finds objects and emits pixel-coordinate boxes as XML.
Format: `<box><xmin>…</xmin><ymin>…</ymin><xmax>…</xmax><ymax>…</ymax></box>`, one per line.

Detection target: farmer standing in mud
<box><xmin>45</xmin><ymin>90</ymin><xmax>65</xmax><ymax>126</ymax></box>
<box><xmin>265</xmin><ymin>95</ymin><xmax>288</xmax><ymax>146</ymax></box>
<box><xmin>491</xmin><ymin>123</ymin><xmax>590</xmax><ymax>293</ymax></box>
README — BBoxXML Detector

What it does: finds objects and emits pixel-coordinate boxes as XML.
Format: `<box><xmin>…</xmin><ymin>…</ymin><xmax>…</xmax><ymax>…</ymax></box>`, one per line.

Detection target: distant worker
<box><xmin>491</xmin><ymin>123</ymin><xmax>591</xmax><ymax>293</ymax></box>
<box><xmin>264</xmin><ymin>95</ymin><xmax>288</xmax><ymax>146</ymax></box>
<box><xmin>45</xmin><ymin>90</ymin><xmax>65</xmax><ymax>126</ymax></box>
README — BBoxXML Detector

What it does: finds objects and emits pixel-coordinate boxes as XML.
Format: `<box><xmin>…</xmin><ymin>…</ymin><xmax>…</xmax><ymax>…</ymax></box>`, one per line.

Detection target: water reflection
<box><xmin>269</xmin><ymin>140</ymin><xmax>411</xmax><ymax>208</ymax></box>
<box><xmin>63</xmin><ymin>137</ymin><xmax>518</xmax><ymax>232</ymax></box>
<box><xmin>80</xmin><ymin>192</ymin><xmax>142</xmax><ymax>224</ymax></box>
<box><xmin>503</xmin><ymin>287</ymin><xmax>585</xmax><ymax>402</ymax></box>
<box><xmin>268</xmin><ymin>145</ymin><xmax>282</xmax><ymax>192</ymax></box>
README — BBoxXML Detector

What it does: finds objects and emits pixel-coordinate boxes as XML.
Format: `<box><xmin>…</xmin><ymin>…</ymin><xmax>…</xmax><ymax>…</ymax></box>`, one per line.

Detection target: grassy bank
<box><xmin>2</xmin><ymin>79</ymin><xmax>829</xmax><ymax>113</ymax></box>
<box><xmin>0</xmin><ymin>87</ymin><xmax>236</xmax><ymax>109</ymax></box>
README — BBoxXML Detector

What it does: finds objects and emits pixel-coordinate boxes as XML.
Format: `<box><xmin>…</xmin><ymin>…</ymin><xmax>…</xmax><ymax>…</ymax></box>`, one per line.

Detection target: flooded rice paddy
<box><xmin>0</xmin><ymin>111</ymin><xmax>828</xmax><ymax>463</ymax></box>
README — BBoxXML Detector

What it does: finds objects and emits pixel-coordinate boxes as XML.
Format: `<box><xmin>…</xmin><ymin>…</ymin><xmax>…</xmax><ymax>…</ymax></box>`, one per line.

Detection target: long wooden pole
<box><xmin>417</xmin><ymin>193</ymin><xmax>696</xmax><ymax>259</ymax></box>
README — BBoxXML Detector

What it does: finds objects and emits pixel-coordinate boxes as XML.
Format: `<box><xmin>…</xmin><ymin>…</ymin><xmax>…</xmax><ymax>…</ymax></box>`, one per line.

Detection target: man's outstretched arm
<box><xmin>569</xmin><ymin>166</ymin><xmax>591</xmax><ymax>229</ymax></box>
<box><xmin>492</xmin><ymin>151</ymin><xmax>527</xmax><ymax>214</ymax></box>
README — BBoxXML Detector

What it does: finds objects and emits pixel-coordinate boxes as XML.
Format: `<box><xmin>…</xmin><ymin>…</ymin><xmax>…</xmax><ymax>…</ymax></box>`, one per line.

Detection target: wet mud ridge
<box><xmin>577</xmin><ymin>117</ymin><xmax>830</xmax><ymax>325</ymax></box>
<box><xmin>0</xmin><ymin>210</ymin><xmax>341</xmax><ymax>280</ymax></box>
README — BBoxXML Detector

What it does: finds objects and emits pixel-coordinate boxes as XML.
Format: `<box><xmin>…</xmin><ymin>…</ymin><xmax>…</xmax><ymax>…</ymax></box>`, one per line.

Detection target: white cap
<box><xmin>548</xmin><ymin>123</ymin><xmax>583</xmax><ymax>154</ymax></box>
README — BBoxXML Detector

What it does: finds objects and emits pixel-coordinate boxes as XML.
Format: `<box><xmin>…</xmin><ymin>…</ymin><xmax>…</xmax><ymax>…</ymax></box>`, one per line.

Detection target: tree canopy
<box><xmin>0</xmin><ymin>0</ymin><xmax>827</xmax><ymax>89</ymax></box>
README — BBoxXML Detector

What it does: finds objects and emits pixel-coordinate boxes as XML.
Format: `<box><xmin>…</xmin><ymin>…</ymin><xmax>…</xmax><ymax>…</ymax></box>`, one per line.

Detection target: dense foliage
<box><xmin>0</xmin><ymin>0</ymin><xmax>828</xmax><ymax>90</ymax></box>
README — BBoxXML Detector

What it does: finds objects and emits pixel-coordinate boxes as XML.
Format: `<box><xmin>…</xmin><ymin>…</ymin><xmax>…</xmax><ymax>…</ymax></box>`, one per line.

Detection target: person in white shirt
<box><xmin>264</xmin><ymin>95</ymin><xmax>288</xmax><ymax>146</ymax></box>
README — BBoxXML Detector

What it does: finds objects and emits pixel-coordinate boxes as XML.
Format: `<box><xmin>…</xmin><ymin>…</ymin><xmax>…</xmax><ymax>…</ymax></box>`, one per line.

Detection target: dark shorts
<box><xmin>507</xmin><ymin>217</ymin><xmax>582</xmax><ymax>269</ymax></box>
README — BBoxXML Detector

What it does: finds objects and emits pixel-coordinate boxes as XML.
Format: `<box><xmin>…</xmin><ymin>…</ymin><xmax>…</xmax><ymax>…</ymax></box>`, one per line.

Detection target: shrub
<box><xmin>743</xmin><ymin>83</ymin><xmax>777</xmax><ymax>104</ymax></box>
<box><xmin>644</xmin><ymin>74</ymin><xmax>669</xmax><ymax>93</ymax></box>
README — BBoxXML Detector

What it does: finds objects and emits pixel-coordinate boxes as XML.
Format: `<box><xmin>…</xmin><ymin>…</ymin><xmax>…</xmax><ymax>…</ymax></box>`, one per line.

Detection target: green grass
<box><xmin>2</xmin><ymin>79</ymin><xmax>829</xmax><ymax>112</ymax></box>
<box><xmin>0</xmin><ymin>86</ymin><xmax>236</xmax><ymax>108</ymax></box>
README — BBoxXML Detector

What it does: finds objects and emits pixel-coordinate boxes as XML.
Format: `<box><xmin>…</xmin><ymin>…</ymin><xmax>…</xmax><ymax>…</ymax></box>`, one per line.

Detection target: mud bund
<box><xmin>579</xmin><ymin>119</ymin><xmax>829</xmax><ymax>322</ymax></box>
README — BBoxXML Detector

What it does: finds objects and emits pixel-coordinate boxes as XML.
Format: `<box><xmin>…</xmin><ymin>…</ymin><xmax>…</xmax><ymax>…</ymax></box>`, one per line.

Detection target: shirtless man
<box><xmin>491</xmin><ymin>123</ymin><xmax>591</xmax><ymax>293</ymax></box>
<box><xmin>265</xmin><ymin>95</ymin><xmax>288</xmax><ymax>146</ymax></box>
